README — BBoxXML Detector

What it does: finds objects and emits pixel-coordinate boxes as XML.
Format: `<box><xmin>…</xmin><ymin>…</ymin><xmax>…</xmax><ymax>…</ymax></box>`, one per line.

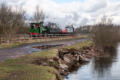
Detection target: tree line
<box><xmin>0</xmin><ymin>3</ymin><xmax>45</xmax><ymax>43</ymax></box>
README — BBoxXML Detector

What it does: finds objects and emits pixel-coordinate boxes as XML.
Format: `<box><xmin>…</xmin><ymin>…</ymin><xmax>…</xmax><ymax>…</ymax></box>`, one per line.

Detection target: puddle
<box><xmin>32</xmin><ymin>44</ymin><xmax>64</xmax><ymax>49</ymax></box>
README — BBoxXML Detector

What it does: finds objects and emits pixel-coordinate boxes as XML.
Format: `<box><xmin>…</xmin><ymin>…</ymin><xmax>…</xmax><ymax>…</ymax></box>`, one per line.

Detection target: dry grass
<box><xmin>92</xmin><ymin>24</ymin><xmax>120</xmax><ymax>50</ymax></box>
<box><xmin>60</xmin><ymin>40</ymin><xmax>93</xmax><ymax>50</ymax></box>
<box><xmin>0</xmin><ymin>49</ymin><xmax>61</xmax><ymax>80</ymax></box>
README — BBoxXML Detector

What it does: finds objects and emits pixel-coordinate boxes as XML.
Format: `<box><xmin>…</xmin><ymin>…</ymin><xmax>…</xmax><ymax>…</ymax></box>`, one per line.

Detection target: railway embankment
<box><xmin>0</xmin><ymin>34</ymin><xmax>87</xmax><ymax>49</ymax></box>
<box><xmin>0</xmin><ymin>40</ymin><xmax>98</xmax><ymax>80</ymax></box>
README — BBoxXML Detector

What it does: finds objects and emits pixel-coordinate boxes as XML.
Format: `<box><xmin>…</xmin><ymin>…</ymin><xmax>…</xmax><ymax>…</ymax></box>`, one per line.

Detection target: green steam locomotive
<box><xmin>29</xmin><ymin>22</ymin><xmax>74</xmax><ymax>37</ymax></box>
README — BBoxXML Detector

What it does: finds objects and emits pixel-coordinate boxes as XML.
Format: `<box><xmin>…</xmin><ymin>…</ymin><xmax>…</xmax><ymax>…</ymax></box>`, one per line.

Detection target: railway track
<box><xmin>0</xmin><ymin>34</ymin><xmax>79</xmax><ymax>43</ymax></box>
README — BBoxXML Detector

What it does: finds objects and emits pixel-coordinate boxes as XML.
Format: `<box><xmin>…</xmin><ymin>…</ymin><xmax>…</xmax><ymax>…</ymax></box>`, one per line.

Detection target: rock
<box><xmin>49</xmin><ymin>59</ymin><xmax>54</xmax><ymax>62</ymax></box>
<box><xmin>76</xmin><ymin>55</ymin><xmax>80</xmax><ymax>61</ymax></box>
<box><xmin>64</xmin><ymin>57</ymin><xmax>71</xmax><ymax>63</ymax></box>
<box><xmin>59</xmin><ymin>64</ymin><xmax>68</xmax><ymax>69</ymax></box>
<box><xmin>91</xmin><ymin>49</ymin><xmax>95</xmax><ymax>52</ymax></box>
<box><xmin>57</xmin><ymin>46</ymin><xmax>96</xmax><ymax>76</ymax></box>
<box><xmin>42</xmin><ymin>62</ymin><xmax>48</xmax><ymax>66</ymax></box>
<box><xmin>79</xmin><ymin>55</ymin><xmax>89</xmax><ymax>62</ymax></box>
<box><xmin>59</xmin><ymin>69</ymin><xmax>69</xmax><ymax>76</ymax></box>
<box><xmin>63</xmin><ymin>54</ymin><xmax>73</xmax><ymax>63</ymax></box>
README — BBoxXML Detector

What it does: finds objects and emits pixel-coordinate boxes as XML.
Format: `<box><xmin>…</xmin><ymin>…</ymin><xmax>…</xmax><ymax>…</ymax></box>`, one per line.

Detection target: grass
<box><xmin>0</xmin><ymin>43</ymin><xmax>23</xmax><ymax>49</ymax></box>
<box><xmin>59</xmin><ymin>40</ymin><xmax>93</xmax><ymax>50</ymax></box>
<box><xmin>0</xmin><ymin>40</ymin><xmax>92</xmax><ymax>80</ymax></box>
<box><xmin>0</xmin><ymin>61</ymin><xmax>59</xmax><ymax>80</ymax></box>
<box><xmin>0</xmin><ymin>49</ymin><xmax>61</xmax><ymax>80</ymax></box>
<box><xmin>29</xmin><ymin>49</ymin><xmax>58</xmax><ymax>58</ymax></box>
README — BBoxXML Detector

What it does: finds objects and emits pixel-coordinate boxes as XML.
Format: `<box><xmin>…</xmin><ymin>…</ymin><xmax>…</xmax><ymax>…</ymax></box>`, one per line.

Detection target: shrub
<box><xmin>92</xmin><ymin>24</ymin><xmax>120</xmax><ymax>50</ymax></box>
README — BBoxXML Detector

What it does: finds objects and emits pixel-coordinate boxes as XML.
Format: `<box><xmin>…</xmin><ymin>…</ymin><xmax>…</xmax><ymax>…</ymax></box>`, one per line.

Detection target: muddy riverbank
<box><xmin>58</xmin><ymin>46</ymin><xmax>97</xmax><ymax>76</ymax></box>
<box><xmin>31</xmin><ymin>42</ymin><xmax>98</xmax><ymax>79</ymax></box>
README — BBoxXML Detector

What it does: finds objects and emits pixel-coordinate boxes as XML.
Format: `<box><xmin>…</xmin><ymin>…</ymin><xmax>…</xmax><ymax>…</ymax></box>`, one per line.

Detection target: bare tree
<box><xmin>0</xmin><ymin>3</ymin><xmax>25</xmax><ymax>43</ymax></box>
<box><xmin>100</xmin><ymin>15</ymin><xmax>113</xmax><ymax>25</ymax></box>
<box><xmin>92</xmin><ymin>17</ymin><xmax>120</xmax><ymax>51</ymax></box>
<box><xmin>33</xmin><ymin>5</ymin><xmax>45</xmax><ymax>23</ymax></box>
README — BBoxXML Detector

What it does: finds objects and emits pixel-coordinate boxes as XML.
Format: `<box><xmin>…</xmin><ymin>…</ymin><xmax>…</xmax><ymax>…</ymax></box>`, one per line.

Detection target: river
<box><xmin>65</xmin><ymin>44</ymin><xmax>120</xmax><ymax>80</ymax></box>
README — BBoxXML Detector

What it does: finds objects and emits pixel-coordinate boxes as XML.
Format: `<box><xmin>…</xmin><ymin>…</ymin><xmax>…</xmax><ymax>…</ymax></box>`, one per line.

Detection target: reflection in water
<box><xmin>65</xmin><ymin>44</ymin><xmax>120</xmax><ymax>80</ymax></box>
<box><xmin>92</xmin><ymin>47</ymin><xmax>117</xmax><ymax>79</ymax></box>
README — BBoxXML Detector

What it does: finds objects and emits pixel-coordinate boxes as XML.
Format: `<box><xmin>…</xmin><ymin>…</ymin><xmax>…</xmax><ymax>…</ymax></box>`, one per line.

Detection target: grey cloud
<box><xmin>5</xmin><ymin>0</ymin><xmax>120</xmax><ymax>27</ymax></box>
<box><xmin>79</xmin><ymin>17</ymin><xmax>89</xmax><ymax>25</ymax></box>
<box><xmin>86</xmin><ymin>1</ymin><xmax>107</xmax><ymax>12</ymax></box>
<box><xmin>73</xmin><ymin>12</ymin><xmax>80</xmax><ymax>21</ymax></box>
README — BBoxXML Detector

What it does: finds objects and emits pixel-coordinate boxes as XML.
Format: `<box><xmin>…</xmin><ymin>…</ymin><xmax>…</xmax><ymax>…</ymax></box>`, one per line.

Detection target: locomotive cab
<box><xmin>29</xmin><ymin>22</ymin><xmax>47</xmax><ymax>37</ymax></box>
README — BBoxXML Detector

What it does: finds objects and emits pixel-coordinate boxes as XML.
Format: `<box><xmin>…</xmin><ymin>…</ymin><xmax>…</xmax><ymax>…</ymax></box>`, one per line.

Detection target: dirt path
<box><xmin>0</xmin><ymin>38</ymin><xmax>87</xmax><ymax>62</ymax></box>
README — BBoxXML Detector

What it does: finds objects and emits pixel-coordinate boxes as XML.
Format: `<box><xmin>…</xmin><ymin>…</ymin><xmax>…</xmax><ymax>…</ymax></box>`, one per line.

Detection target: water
<box><xmin>65</xmin><ymin>44</ymin><xmax>120</xmax><ymax>80</ymax></box>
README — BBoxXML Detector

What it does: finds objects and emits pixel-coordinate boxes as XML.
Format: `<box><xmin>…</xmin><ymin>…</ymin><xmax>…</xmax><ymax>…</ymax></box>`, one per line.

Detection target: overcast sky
<box><xmin>1</xmin><ymin>0</ymin><xmax>120</xmax><ymax>27</ymax></box>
